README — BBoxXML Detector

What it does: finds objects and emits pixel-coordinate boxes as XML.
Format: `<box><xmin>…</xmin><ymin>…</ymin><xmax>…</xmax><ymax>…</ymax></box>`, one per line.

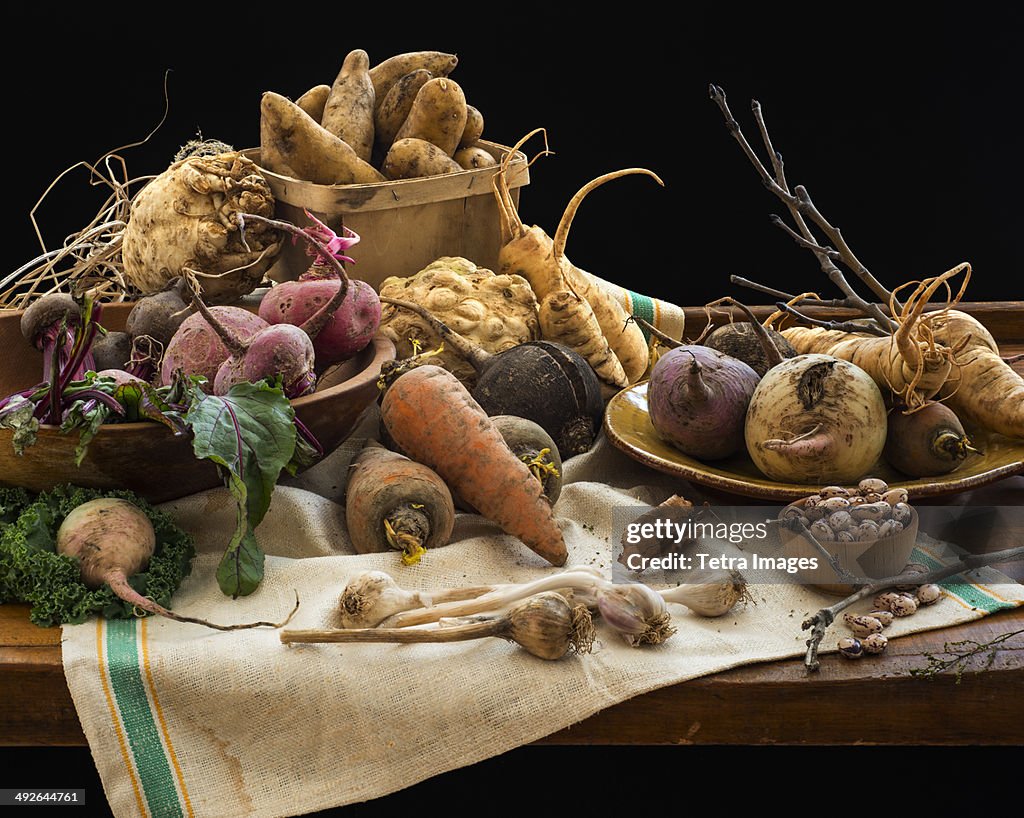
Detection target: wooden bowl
<box><xmin>777</xmin><ymin>499</ymin><xmax>920</xmax><ymax>595</ymax></box>
<box><xmin>0</xmin><ymin>303</ymin><xmax>395</xmax><ymax>503</ymax></box>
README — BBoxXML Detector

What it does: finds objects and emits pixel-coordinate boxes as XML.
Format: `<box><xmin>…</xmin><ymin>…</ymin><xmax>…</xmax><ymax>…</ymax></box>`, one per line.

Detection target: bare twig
<box><xmin>708</xmin><ymin>84</ymin><xmax>898</xmax><ymax>333</ymax></box>
<box><xmin>801</xmin><ymin>545</ymin><xmax>1024</xmax><ymax>671</ymax></box>
<box><xmin>773</xmin><ymin>301</ymin><xmax>891</xmax><ymax>336</ymax></box>
<box><xmin>729</xmin><ymin>275</ymin><xmax>875</xmax><ymax>311</ymax></box>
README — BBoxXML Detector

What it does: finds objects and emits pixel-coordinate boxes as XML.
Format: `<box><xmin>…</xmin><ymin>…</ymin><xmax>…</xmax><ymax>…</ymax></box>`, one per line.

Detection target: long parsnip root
<box><xmin>780</xmin><ymin>265</ymin><xmax>967</xmax><ymax>409</ymax></box>
<box><xmin>552</xmin><ymin>169</ymin><xmax>664</xmax><ymax>384</ymax></box>
<box><xmin>930</xmin><ymin>309</ymin><xmax>1024</xmax><ymax>439</ymax></box>
<box><xmin>492</xmin><ymin>131</ymin><xmax>661</xmax><ymax>388</ymax></box>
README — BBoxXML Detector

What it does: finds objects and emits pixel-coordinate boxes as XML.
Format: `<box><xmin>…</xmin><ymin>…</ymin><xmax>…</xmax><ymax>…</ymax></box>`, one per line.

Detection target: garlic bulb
<box><xmin>659</xmin><ymin>569</ymin><xmax>750</xmax><ymax>617</ymax></box>
<box><xmin>596</xmin><ymin>583</ymin><xmax>676</xmax><ymax>646</ymax></box>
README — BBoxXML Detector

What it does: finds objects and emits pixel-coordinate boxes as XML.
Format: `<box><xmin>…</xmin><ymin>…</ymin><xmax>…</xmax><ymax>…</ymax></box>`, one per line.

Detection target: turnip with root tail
<box><xmin>244</xmin><ymin>212</ymin><xmax>381</xmax><ymax>371</ymax></box>
<box><xmin>744</xmin><ymin>353</ymin><xmax>888</xmax><ymax>484</ymax></box>
<box><xmin>647</xmin><ymin>298</ymin><xmax>781</xmax><ymax>460</ymax></box>
<box><xmin>379</xmin><ymin>296</ymin><xmax>604</xmax><ymax>457</ymax></box>
<box><xmin>647</xmin><ymin>345</ymin><xmax>760</xmax><ymax>461</ymax></box>
<box><xmin>57</xmin><ymin>497</ymin><xmax>298</xmax><ymax>631</ymax></box>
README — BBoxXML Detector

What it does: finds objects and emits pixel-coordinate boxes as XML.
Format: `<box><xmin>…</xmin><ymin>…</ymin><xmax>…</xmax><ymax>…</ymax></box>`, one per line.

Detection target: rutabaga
<box><xmin>744</xmin><ymin>354</ymin><xmax>887</xmax><ymax>484</ymax></box>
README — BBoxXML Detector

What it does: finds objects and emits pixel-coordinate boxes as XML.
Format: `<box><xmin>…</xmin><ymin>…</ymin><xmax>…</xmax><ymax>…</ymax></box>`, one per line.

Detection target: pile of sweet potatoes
<box><xmin>260</xmin><ymin>49</ymin><xmax>495</xmax><ymax>184</ymax></box>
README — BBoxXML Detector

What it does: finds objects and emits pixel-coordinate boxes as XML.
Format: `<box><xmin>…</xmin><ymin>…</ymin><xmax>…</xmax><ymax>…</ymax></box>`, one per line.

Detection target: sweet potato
<box><xmin>380</xmin><ymin>364</ymin><xmax>567</xmax><ymax>566</ymax></box>
<box><xmin>394</xmin><ymin>77</ymin><xmax>467</xmax><ymax>157</ymax></box>
<box><xmin>368</xmin><ymin>51</ymin><xmax>458</xmax><ymax>107</ymax></box>
<box><xmin>295</xmin><ymin>84</ymin><xmax>331</xmax><ymax>122</ymax></box>
<box><xmin>321</xmin><ymin>49</ymin><xmax>376</xmax><ymax>164</ymax></box>
<box><xmin>383</xmin><ymin>137</ymin><xmax>462</xmax><ymax>180</ymax></box>
<box><xmin>260</xmin><ymin>91</ymin><xmax>385</xmax><ymax>185</ymax></box>
<box><xmin>374</xmin><ymin>68</ymin><xmax>433</xmax><ymax>155</ymax></box>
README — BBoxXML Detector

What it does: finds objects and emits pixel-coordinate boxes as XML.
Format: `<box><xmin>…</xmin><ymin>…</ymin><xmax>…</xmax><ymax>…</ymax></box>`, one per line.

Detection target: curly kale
<box><xmin>0</xmin><ymin>484</ymin><xmax>195</xmax><ymax>627</ymax></box>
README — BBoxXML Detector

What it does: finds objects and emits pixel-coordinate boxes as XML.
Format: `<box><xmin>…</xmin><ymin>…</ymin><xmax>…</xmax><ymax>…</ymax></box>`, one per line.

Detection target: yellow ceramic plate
<box><xmin>604</xmin><ymin>381</ymin><xmax>1024</xmax><ymax>501</ymax></box>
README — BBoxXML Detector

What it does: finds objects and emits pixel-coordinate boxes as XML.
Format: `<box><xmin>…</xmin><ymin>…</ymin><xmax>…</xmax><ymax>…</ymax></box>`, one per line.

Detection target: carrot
<box><xmin>345</xmin><ymin>441</ymin><xmax>455</xmax><ymax>565</ymax></box>
<box><xmin>379</xmin><ymin>364</ymin><xmax>568</xmax><ymax>567</ymax></box>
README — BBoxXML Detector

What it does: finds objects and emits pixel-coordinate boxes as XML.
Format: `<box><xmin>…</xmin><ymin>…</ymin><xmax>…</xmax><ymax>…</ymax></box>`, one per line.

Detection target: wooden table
<box><xmin>2</xmin><ymin>305</ymin><xmax>1022</xmax><ymax>747</ymax></box>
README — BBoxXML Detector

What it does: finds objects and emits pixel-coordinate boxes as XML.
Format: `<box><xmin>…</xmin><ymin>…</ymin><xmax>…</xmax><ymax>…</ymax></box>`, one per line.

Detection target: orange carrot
<box><xmin>379</xmin><ymin>365</ymin><xmax>568</xmax><ymax>567</ymax></box>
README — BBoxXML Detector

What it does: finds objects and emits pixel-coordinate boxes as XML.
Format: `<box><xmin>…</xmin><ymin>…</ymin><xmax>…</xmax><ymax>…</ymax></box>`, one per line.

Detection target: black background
<box><xmin>2</xmin><ymin>6</ymin><xmax>1021</xmax><ymax>814</ymax></box>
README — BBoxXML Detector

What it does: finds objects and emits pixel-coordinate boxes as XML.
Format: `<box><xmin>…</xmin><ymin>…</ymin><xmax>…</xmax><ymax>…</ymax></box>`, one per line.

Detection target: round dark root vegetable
<box><xmin>92</xmin><ymin>331</ymin><xmax>133</xmax><ymax>372</ymax></box>
<box><xmin>125</xmin><ymin>278</ymin><xmax>192</xmax><ymax>352</ymax></box>
<box><xmin>883</xmin><ymin>401</ymin><xmax>981</xmax><ymax>477</ymax></box>
<box><xmin>648</xmin><ymin>345</ymin><xmax>760</xmax><ymax>460</ymax></box>
<box><xmin>380</xmin><ymin>296</ymin><xmax>604</xmax><ymax>457</ymax></box>
<box><xmin>704</xmin><ymin>322</ymin><xmax>797</xmax><ymax>376</ymax></box>
<box><xmin>20</xmin><ymin>293</ymin><xmax>90</xmax><ymax>382</ymax></box>
<box><xmin>57</xmin><ymin>497</ymin><xmax>297</xmax><ymax>631</ymax></box>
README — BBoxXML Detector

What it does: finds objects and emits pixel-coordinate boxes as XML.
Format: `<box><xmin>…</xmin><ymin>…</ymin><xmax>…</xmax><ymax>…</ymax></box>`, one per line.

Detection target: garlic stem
<box><xmin>338</xmin><ymin>570</ymin><xmax>496</xmax><ymax>629</ymax></box>
<box><xmin>287</xmin><ymin>592</ymin><xmax>596</xmax><ymax>660</ymax></box>
<box><xmin>388</xmin><ymin>567</ymin><xmax>607</xmax><ymax>628</ymax></box>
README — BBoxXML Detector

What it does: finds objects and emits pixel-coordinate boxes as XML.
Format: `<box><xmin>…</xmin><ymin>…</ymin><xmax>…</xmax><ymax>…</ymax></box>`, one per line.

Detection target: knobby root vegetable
<box><xmin>647</xmin><ymin>345</ymin><xmax>760</xmax><ymax>460</ymax></box>
<box><xmin>345</xmin><ymin>442</ymin><xmax>456</xmax><ymax>565</ymax></box>
<box><xmin>377</xmin><ymin>256</ymin><xmax>539</xmax><ymax>386</ymax></box>
<box><xmin>380</xmin><ymin>364</ymin><xmax>568</xmax><ymax>566</ymax></box>
<box><xmin>321</xmin><ymin>49</ymin><xmax>376</xmax><ymax>164</ymax></box>
<box><xmin>379</xmin><ymin>296</ymin><xmax>603</xmax><ymax>457</ymax></box>
<box><xmin>57</xmin><ymin>498</ymin><xmax>298</xmax><ymax>631</ymax></box>
<box><xmin>283</xmin><ymin>591</ymin><xmax>595</xmax><ymax>661</ymax></box>
<box><xmin>121</xmin><ymin>151</ymin><xmax>282</xmax><ymax>303</ymax></box>
<box><xmin>745</xmin><ymin>354</ymin><xmax>888</xmax><ymax>484</ymax></box>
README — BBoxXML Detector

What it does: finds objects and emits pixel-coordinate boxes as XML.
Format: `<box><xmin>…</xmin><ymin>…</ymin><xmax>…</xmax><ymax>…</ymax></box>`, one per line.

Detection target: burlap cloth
<box><xmin>61</xmin><ymin>406</ymin><xmax>1024</xmax><ymax>818</ymax></box>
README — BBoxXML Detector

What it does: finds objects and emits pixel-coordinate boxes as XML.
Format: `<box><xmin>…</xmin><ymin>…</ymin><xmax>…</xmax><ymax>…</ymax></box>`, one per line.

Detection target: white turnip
<box><xmin>744</xmin><ymin>354</ymin><xmax>888</xmax><ymax>484</ymax></box>
<box><xmin>57</xmin><ymin>498</ymin><xmax>295</xmax><ymax>631</ymax></box>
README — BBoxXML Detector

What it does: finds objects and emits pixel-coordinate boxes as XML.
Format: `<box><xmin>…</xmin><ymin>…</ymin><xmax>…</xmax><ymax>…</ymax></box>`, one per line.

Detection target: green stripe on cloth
<box><xmin>911</xmin><ymin>548</ymin><xmax>1011</xmax><ymax>614</ymax></box>
<box><xmin>107</xmin><ymin>619</ymin><xmax>185</xmax><ymax>818</ymax></box>
<box><xmin>626</xmin><ymin>291</ymin><xmax>655</xmax><ymax>339</ymax></box>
